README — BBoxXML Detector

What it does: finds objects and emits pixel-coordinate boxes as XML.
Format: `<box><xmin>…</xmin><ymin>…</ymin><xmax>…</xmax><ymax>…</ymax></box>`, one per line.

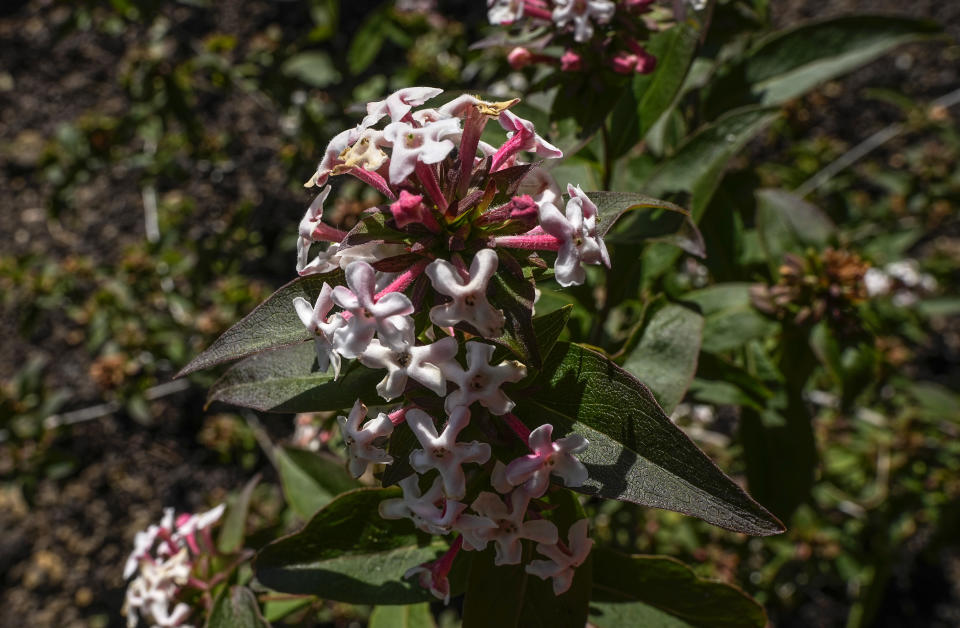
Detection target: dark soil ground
<box><xmin>0</xmin><ymin>1</ymin><xmax>957</xmax><ymax>626</ymax></box>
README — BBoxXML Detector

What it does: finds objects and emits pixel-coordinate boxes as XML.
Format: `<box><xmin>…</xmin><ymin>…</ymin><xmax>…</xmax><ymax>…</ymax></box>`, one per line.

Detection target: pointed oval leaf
<box><xmin>254</xmin><ymin>488</ymin><xmax>447</xmax><ymax>604</ymax></box>
<box><xmin>587</xmin><ymin>191</ymin><xmax>705</xmax><ymax>258</ymax></box>
<box><xmin>217</xmin><ymin>474</ymin><xmax>261</xmax><ymax>554</ymax></box>
<box><xmin>177</xmin><ymin>271</ymin><xmax>344</xmax><ymax>378</ymax></box>
<box><xmin>589</xmin><ymin>548</ymin><xmax>765</xmax><ymax>628</ymax></box>
<box><xmin>275</xmin><ymin>446</ymin><xmax>361</xmax><ymax>519</ymax></box>
<box><xmin>513</xmin><ymin>342</ymin><xmax>783</xmax><ymax>535</ymax></box>
<box><xmin>206</xmin><ymin>342</ymin><xmax>382</xmax><ymax>413</ymax></box>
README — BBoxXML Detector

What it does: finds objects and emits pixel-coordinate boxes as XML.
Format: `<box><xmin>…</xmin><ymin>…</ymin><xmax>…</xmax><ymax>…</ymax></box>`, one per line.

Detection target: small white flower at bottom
<box><xmin>379</xmin><ymin>475</ymin><xmax>466</xmax><ymax>535</ymax></box>
<box><xmin>407</xmin><ymin>407</ymin><xmax>491</xmax><ymax>499</ymax></box>
<box><xmin>468</xmin><ymin>491</ymin><xmax>558</xmax><ymax>565</ymax></box>
<box><xmin>505</xmin><ymin>423</ymin><xmax>589</xmax><ymax>498</ymax></box>
<box><xmin>337</xmin><ymin>399</ymin><xmax>394</xmax><ymax>478</ymax></box>
<box><xmin>425</xmin><ymin>248</ymin><xmax>506</xmax><ymax>338</ymax></box>
<box><xmin>358</xmin><ymin>328</ymin><xmax>458</xmax><ymax>400</ymax></box>
<box><xmin>525</xmin><ymin>518</ymin><xmax>594</xmax><ymax>595</ymax></box>
<box><xmin>443</xmin><ymin>341</ymin><xmax>527</xmax><ymax>415</ymax></box>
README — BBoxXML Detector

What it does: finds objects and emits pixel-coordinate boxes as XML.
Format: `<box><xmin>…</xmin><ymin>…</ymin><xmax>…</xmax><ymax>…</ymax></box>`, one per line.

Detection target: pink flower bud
<box><xmin>634</xmin><ymin>48</ymin><xmax>657</xmax><ymax>74</ymax></box>
<box><xmin>610</xmin><ymin>52</ymin><xmax>638</xmax><ymax>75</ymax></box>
<box><xmin>390</xmin><ymin>189</ymin><xmax>440</xmax><ymax>231</ymax></box>
<box><xmin>560</xmin><ymin>49</ymin><xmax>582</xmax><ymax>72</ymax></box>
<box><xmin>477</xmin><ymin>194</ymin><xmax>539</xmax><ymax>230</ymax></box>
<box><xmin>508</xmin><ymin>47</ymin><xmax>534</xmax><ymax>70</ymax></box>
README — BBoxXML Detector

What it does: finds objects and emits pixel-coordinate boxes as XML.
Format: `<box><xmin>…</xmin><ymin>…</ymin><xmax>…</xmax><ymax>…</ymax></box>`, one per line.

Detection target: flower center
<box><xmin>469</xmin><ymin>374</ymin><xmax>487</xmax><ymax>391</ymax></box>
<box><xmin>394</xmin><ymin>351</ymin><xmax>412</xmax><ymax>367</ymax></box>
<box><xmin>464</xmin><ymin>294</ymin><xmax>476</xmax><ymax>307</ymax></box>
<box><xmin>498</xmin><ymin>519</ymin><xmax>518</xmax><ymax>534</ymax></box>
<box><xmin>432</xmin><ymin>446</ymin><xmax>448</xmax><ymax>458</ymax></box>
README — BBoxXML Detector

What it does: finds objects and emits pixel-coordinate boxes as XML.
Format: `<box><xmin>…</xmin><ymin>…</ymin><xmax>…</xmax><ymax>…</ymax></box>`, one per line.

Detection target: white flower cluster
<box><xmin>288</xmin><ymin>86</ymin><xmax>606</xmax><ymax>600</ymax></box>
<box><xmin>864</xmin><ymin>259</ymin><xmax>937</xmax><ymax>307</ymax></box>
<box><xmin>122</xmin><ymin>504</ymin><xmax>225</xmax><ymax>628</ymax></box>
<box><xmin>488</xmin><ymin>0</ymin><xmax>616</xmax><ymax>43</ymax></box>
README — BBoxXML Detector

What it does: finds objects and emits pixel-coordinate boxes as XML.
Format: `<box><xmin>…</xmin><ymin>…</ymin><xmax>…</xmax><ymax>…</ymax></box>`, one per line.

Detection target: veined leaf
<box><xmin>275</xmin><ymin>446</ymin><xmax>361</xmax><ymax>520</ymax></box>
<box><xmin>206</xmin><ymin>342</ymin><xmax>382</xmax><ymax>413</ymax></box>
<box><xmin>177</xmin><ymin>271</ymin><xmax>344</xmax><ymax>378</ymax></box>
<box><xmin>589</xmin><ymin>549</ymin><xmax>766</xmax><ymax>628</ymax></box>
<box><xmin>633</xmin><ymin>25</ymin><xmax>700</xmax><ymax>139</ymax></box>
<box><xmin>254</xmin><ymin>488</ymin><xmax>448</xmax><ymax>604</ymax></box>
<box><xmin>755</xmin><ymin>188</ymin><xmax>835</xmax><ymax>266</ymax></box>
<box><xmin>207</xmin><ymin>586</ymin><xmax>271</xmax><ymax>628</ymax></box>
<box><xmin>685</xmin><ymin>283</ymin><xmax>778</xmax><ymax>355</ymax></box>
<box><xmin>588</xmin><ymin>191</ymin><xmax>705</xmax><ymax>258</ymax></box>
<box><xmin>513</xmin><ymin>342</ymin><xmax>783</xmax><ymax>535</ymax></box>
<box><xmin>621</xmin><ymin>302</ymin><xmax>704</xmax><ymax>415</ymax></box>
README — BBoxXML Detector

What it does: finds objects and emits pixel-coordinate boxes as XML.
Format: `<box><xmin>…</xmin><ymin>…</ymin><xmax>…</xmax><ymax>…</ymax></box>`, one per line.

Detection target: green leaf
<box><xmin>705</xmin><ymin>15</ymin><xmax>941</xmax><ymax>116</ymax></box>
<box><xmin>621</xmin><ymin>302</ymin><xmax>703</xmax><ymax>415</ymax></box>
<box><xmin>206</xmin><ymin>586</ymin><xmax>271</xmax><ymax>628</ymax></box>
<box><xmin>177</xmin><ymin>271</ymin><xmax>344</xmax><ymax>378</ymax></box>
<box><xmin>206</xmin><ymin>342</ymin><xmax>382</xmax><ymax>413</ymax></box>
<box><xmin>490</xmin><ymin>260</ymin><xmax>541</xmax><ymax>368</ymax></box>
<box><xmin>369</xmin><ymin>603</ymin><xmax>436</xmax><ymax>628</ymax></box>
<box><xmin>347</xmin><ymin>9</ymin><xmax>387</xmax><ymax>75</ymax></box>
<box><xmin>513</xmin><ymin>342</ymin><xmax>783</xmax><ymax>535</ymax></box>
<box><xmin>342</xmin><ymin>209</ymin><xmax>410</xmax><ymax>246</ymax></box>
<box><xmin>641</xmin><ymin>107</ymin><xmax>779</xmax><ymax>221</ymax></box>
<box><xmin>255</xmin><ymin>488</ymin><xmax>447</xmax><ymax>604</ymax></box>
<box><xmin>276</xmin><ymin>446</ymin><xmax>361</xmax><ymax>520</ymax></box>
<box><xmin>633</xmin><ymin>25</ymin><xmax>700</xmax><ymax>139</ymax></box>
<box><xmin>282</xmin><ymin>51</ymin><xmax>341</xmax><ymax>88</ymax></box>
<box><xmin>462</xmin><ymin>489</ymin><xmax>592</xmax><ymax>628</ymax></box>
<box><xmin>755</xmin><ymin>188</ymin><xmax>835</xmax><ymax>265</ymax></box>
<box><xmin>685</xmin><ymin>283</ymin><xmax>778</xmax><ymax>355</ymax></box>
<box><xmin>589</xmin><ymin>191</ymin><xmax>705</xmax><ymax>258</ymax></box>
<box><xmin>589</xmin><ymin>549</ymin><xmax>766</xmax><ymax>628</ymax></box>
<box><xmin>218</xmin><ymin>474</ymin><xmax>260</xmax><ymax>554</ymax></box>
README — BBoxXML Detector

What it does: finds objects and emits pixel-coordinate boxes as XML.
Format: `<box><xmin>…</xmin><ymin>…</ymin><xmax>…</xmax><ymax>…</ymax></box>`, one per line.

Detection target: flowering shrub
<box><xmin>169</xmin><ymin>86</ymin><xmax>782</xmax><ymax>624</ymax></box>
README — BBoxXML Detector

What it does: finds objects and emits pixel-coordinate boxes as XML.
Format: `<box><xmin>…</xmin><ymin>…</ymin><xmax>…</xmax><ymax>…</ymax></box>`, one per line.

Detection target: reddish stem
<box><xmin>503</xmin><ymin>413</ymin><xmax>532</xmax><ymax>446</ymax></box>
<box><xmin>349</xmin><ymin>167</ymin><xmax>396</xmax><ymax>200</ymax></box>
<box><xmin>493</xmin><ymin>233</ymin><xmax>563</xmax><ymax>251</ymax></box>
<box><xmin>311</xmin><ymin>222</ymin><xmax>348</xmax><ymax>243</ymax></box>
<box><xmin>373</xmin><ymin>258</ymin><xmax>429</xmax><ymax>301</ymax></box>
<box><xmin>416</xmin><ymin>162</ymin><xmax>449</xmax><ymax>213</ymax></box>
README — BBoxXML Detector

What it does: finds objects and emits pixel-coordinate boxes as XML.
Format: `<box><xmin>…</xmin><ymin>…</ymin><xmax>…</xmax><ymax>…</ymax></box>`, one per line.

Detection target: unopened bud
<box><xmin>560</xmin><ymin>49</ymin><xmax>582</xmax><ymax>71</ymax></box>
<box><xmin>508</xmin><ymin>47</ymin><xmax>534</xmax><ymax>70</ymax></box>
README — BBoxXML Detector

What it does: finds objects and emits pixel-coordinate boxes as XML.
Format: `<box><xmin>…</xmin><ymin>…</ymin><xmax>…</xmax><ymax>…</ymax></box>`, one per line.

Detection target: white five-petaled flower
<box><xmin>525</xmin><ymin>518</ymin><xmax>594</xmax><ymax>595</ymax></box>
<box><xmin>337</xmin><ymin>399</ymin><xmax>395</xmax><ymax>478</ymax></box>
<box><xmin>123</xmin><ymin>549</ymin><xmax>193</xmax><ymax>628</ymax></box>
<box><xmin>407</xmin><ymin>407</ymin><xmax>492</xmax><ymax>499</ymax></box>
<box><xmin>361</xmin><ymin>87</ymin><xmax>444</xmax><ymax>128</ymax></box>
<box><xmin>332</xmin><ymin>128</ymin><xmax>390</xmax><ymax>174</ymax></box>
<box><xmin>382</xmin><ymin>118</ymin><xmax>461</xmax><ymax>184</ymax></box>
<box><xmin>293</xmin><ymin>283</ymin><xmax>346</xmax><ymax>378</ymax></box>
<box><xmin>498</xmin><ymin>111</ymin><xmax>564</xmax><ymax>160</ymax></box>
<box><xmin>305</xmin><ymin>127</ymin><xmax>362</xmax><ymax>188</ymax></box>
<box><xmin>443</xmin><ymin>341</ymin><xmax>527</xmax><ymax>415</ymax></box>
<box><xmin>505</xmin><ymin>423</ymin><xmax>589</xmax><ymax>498</ymax></box>
<box><xmin>332</xmin><ymin>261</ymin><xmax>414</xmax><ymax>358</ymax></box>
<box><xmin>379</xmin><ymin>475</ymin><xmax>467</xmax><ymax>535</ymax></box>
<box><xmin>426</xmin><ymin>249</ymin><xmax>506</xmax><ymax>338</ymax></box>
<box><xmin>487</xmin><ymin>0</ymin><xmax>524</xmax><ymax>25</ymax></box>
<box><xmin>359</xmin><ymin>327</ymin><xmax>459</xmax><ymax>401</ymax></box>
<box><xmin>173</xmin><ymin>503</ymin><xmax>226</xmax><ymax>542</ymax></box>
<box><xmin>468</xmin><ymin>491</ymin><xmax>558</xmax><ymax>565</ymax></box>
<box><xmin>551</xmin><ymin>0</ymin><xmax>616</xmax><ymax>43</ymax></box>
<box><xmin>538</xmin><ymin>183</ymin><xmax>610</xmax><ymax>287</ymax></box>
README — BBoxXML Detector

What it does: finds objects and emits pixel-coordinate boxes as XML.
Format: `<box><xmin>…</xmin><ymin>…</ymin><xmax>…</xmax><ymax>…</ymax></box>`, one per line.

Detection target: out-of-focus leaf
<box><xmin>514</xmin><ymin>342</ymin><xmax>784</xmax><ymax>535</ymax></box>
<box><xmin>633</xmin><ymin>25</ymin><xmax>700</xmax><ymax>138</ymax></box>
<box><xmin>589</xmin><ymin>549</ymin><xmax>766</xmax><ymax>628</ymax></box>
<box><xmin>255</xmin><ymin>488</ymin><xmax>448</xmax><ymax>604</ymax></box>
<box><xmin>621</xmin><ymin>302</ymin><xmax>703</xmax><ymax>415</ymax></box>
<box><xmin>755</xmin><ymin>188</ymin><xmax>835</xmax><ymax>264</ymax></box>
<box><xmin>218</xmin><ymin>474</ymin><xmax>260</xmax><ymax>553</ymax></box>
<box><xmin>705</xmin><ymin>15</ymin><xmax>941</xmax><ymax>116</ymax></box>
<box><xmin>369</xmin><ymin>603</ymin><xmax>436</xmax><ymax>628</ymax></box>
<box><xmin>206</xmin><ymin>586</ymin><xmax>271</xmax><ymax>628</ymax></box>
<box><xmin>206</xmin><ymin>343</ymin><xmax>381</xmax><ymax>412</ymax></box>
<box><xmin>282</xmin><ymin>51</ymin><xmax>341</xmax><ymax>87</ymax></box>
<box><xmin>685</xmin><ymin>283</ymin><xmax>778</xmax><ymax>354</ymax></box>
<box><xmin>177</xmin><ymin>272</ymin><xmax>344</xmax><ymax>377</ymax></box>
<box><xmin>275</xmin><ymin>446</ymin><xmax>360</xmax><ymax>520</ymax></box>
<box><xmin>347</xmin><ymin>9</ymin><xmax>387</xmax><ymax>75</ymax></box>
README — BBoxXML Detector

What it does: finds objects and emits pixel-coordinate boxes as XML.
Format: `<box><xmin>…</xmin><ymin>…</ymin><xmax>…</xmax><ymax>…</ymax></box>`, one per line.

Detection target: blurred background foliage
<box><xmin>0</xmin><ymin>0</ymin><xmax>958</xmax><ymax>626</ymax></box>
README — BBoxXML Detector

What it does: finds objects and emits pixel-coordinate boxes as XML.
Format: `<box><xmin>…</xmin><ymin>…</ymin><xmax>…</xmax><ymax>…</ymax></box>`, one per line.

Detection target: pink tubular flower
<box><xmin>337</xmin><ymin>399</ymin><xmax>395</xmax><ymax>478</ymax></box>
<box><xmin>468</xmin><ymin>491</ymin><xmax>558</xmax><ymax>565</ymax></box>
<box><xmin>382</xmin><ymin>118</ymin><xmax>461</xmax><ymax>185</ymax></box>
<box><xmin>443</xmin><ymin>341</ymin><xmax>527</xmax><ymax>415</ymax></box>
<box><xmin>331</xmin><ymin>261</ymin><xmax>415</xmax><ymax>357</ymax></box>
<box><xmin>292</xmin><ymin>283</ymin><xmax>345</xmax><ymax>378</ymax></box>
<box><xmin>380</xmin><ymin>475</ymin><xmax>467</xmax><ymax>535</ymax></box>
<box><xmin>525</xmin><ymin>518</ymin><xmax>594</xmax><ymax>595</ymax></box>
<box><xmin>297</xmin><ymin>185</ymin><xmax>343</xmax><ymax>275</ymax></box>
<box><xmin>537</xmin><ymin>183</ymin><xmax>610</xmax><ymax>287</ymax></box>
<box><xmin>560</xmin><ymin>49</ymin><xmax>582</xmax><ymax>71</ymax></box>
<box><xmin>404</xmin><ymin>536</ymin><xmax>464</xmax><ymax>604</ymax></box>
<box><xmin>390</xmin><ymin>190</ymin><xmax>441</xmax><ymax>231</ymax></box>
<box><xmin>425</xmin><ymin>249</ymin><xmax>506</xmax><ymax>339</ymax></box>
<box><xmin>362</xmin><ymin>86</ymin><xmax>444</xmax><ymax>128</ymax></box>
<box><xmin>407</xmin><ymin>407</ymin><xmax>492</xmax><ymax>499</ymax></box>
<box><xmin>476</xmin><ymin>194</ymin><xmax>539</xmax><ymax>231</ymax></box>
<box><xmin>491</xmin><ymin>110</ymin><xmax>563</xmax><ymax>172</ymax></box>
<box><xmin>505</xmin><ymin>423</ymin><xmax>589</xmax><ymax>497</ymax></box>
<box><xmin>358</xmin><ymin>327</ymin><xmax>459</xmax><ymax>401</ymax></box>
<box><xmin>508</xmin><ymin>46</ymin><xmax>534</xmax><ymax>69</ymax></box>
